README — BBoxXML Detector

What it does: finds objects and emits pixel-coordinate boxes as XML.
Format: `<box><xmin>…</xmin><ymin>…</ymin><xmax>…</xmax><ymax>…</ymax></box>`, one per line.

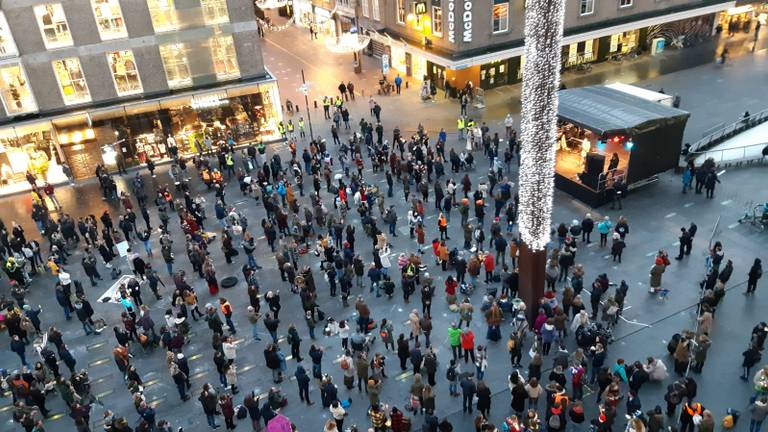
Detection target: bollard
<box><xmin>314</xmin><ymin>99</ymin><xmax>318</xmax><ymax>108</ymax></box>
<box><xmin>406</xmin><ymin>81</ymin><xmax>409</xmax><ymax>89</ymax></box>
<box><xmin>361</xmin><ymin>89</ymin><xmax>365</xmax><ymax>97</ymax></box>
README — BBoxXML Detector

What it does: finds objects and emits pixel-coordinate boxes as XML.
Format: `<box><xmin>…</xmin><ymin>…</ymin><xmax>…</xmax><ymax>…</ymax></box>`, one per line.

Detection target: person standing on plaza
<box><xmin>338</xmin><ymin>82</ymin><xmax>348</xmax><ymax>101</ymax></box>
<box><xmin>749</xmin><ymin>396</ymin><xmax>768</xmax><ymax>432</ymax></box>
<box><xmin>597</xmin><ymin>216</ymin><xmax>612</xmax><ymax>247</ymax></box>
<box><xmin>747</xmin><ymin>258</ymin><xmax>763</xmax><ymax>295</ymax></box>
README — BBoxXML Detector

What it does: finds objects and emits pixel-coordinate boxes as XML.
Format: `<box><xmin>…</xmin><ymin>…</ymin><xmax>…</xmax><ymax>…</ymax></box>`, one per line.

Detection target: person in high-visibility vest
<box><xmin>298</xmin><ymin>117</ymin><xmax>306</xmax><ymax>139</ymax></box>
<box><xmin>277</xmin><ymin>121</ymin><xmax>286</xmax><ymax>137</ymax></box>
<box><xmin>457</xmin><ymin>117</ymin><xmax>465</xmax><ymax>140</ymax></box>
<box><xmin>334</xmin><ymin>96</ymin><xmax>343</xmax><ymax>109</ymax></box>
<box><xmin>322</xmin><ymin>97</ymin><xmax>331</xmax><ymax>119</ymax></box>
<box><xmin>438</xmin><ymin>212</ymin><xmax>449</xmax><ymax>240</ymax></box>
<box><xmin>225</xmin><ymin>153</ymin><xmax>235</xmax><ymax>179</ymax></box>
<box><xmin>286</xmin><ymin>120</ymin><xmax>295</xmax><ymax>139</ymax></box>
<box><xmin>680</xmin><ymin>402</ymin><xmax>704</xmax><ymax>432</ymax></box>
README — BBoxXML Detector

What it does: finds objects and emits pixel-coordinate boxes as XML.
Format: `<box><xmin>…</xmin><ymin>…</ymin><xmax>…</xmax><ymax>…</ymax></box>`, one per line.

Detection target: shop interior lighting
<box><xmin>325</xmin><ymin>31</ymin><xmax>371</xmax><ymax>54</ymax></box>
<box><xmin>254</xmin><ymin>0</ymin><xmax>288</xmax><ymax>9</ymax></box>
<box><xmin>518</xmin><ymin>0</ymin><xmax>565</xmax><ymax>251</ymax></box>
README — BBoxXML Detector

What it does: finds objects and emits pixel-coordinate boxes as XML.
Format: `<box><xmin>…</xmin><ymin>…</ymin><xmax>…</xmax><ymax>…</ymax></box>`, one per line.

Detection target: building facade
<box><xmin>0</xmin><ymin>0</ymin><xmax>281</xmax><ymax>187</ymax></box>
<box><xmin>344</xmin><ymin>0</ymin><xmax>764</xmax><ymax>92</ymax></box>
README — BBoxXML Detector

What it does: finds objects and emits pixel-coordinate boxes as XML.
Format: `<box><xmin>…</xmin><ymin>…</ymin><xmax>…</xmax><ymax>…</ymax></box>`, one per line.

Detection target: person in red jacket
<box><xmin>461</xmin><ymin>329</ymin><xmax>476</xmax><ymax>364</ymax></box>
<box><xmin>483</xmin><ymin>252</ymin><xmax>495</xmax><ymax>283</ymax></box>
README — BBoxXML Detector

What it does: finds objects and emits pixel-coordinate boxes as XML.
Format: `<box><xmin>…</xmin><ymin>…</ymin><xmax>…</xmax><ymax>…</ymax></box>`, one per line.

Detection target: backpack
<box><xmin>722</xmin><ymin>415</ymin><xmax>734</xmax><ymax>429</ymax></box>
<box><xmin>446</xmin><ymin>367</ymin><xmax>457</xmax><ymax>381</ymax></box>
<box><xmin>548</xmin><ymin>413</ymin><xmax>561</xmax><ymax>429</ymax></box>
<box><xmin>340</xmin><ymin>358</ymin><xmax>350</xmax><ymax>370</ymax></box>
<box><xmin>236</xmin><ymin>405</ymin><xmax>248</xmax><ymax>420</ymax></box>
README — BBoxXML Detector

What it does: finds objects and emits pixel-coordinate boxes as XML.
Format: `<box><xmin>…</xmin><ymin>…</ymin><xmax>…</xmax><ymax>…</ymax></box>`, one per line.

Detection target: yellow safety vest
<box><xmin>457</xmin><ymin>118</ymin><xmax>465</xmax><ymax>129</ymax></box>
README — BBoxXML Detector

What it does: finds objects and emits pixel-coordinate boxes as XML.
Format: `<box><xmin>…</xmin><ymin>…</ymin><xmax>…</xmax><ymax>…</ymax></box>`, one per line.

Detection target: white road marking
<box><xmin>720</xmin><ymin>199</ymin><xmax>732</xmax><ymax>205</ymax></box>
<box><xmin>728</xmin><ymin>222</ymin><xmax>739</xmax><ymax>229</ymax></box>
<box><xmin>717</xmin><ymin>170</ymin><xmax>726</xmax><ymax>176</ymax></box>
<box><xmin>684</xmin><ymin>202</ymin><xmax>695</xmax><ymax>208</ymax></box>
<box><xmin>665</xmin><ymin>212</ymin><xmax>677</xmax><ymax>218</ymax></box>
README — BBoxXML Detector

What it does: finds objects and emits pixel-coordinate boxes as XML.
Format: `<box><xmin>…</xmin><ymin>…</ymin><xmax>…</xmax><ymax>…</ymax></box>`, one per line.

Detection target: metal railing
<box><xmin>688</xmin><ymin>141</ymin><xmax>768</xmax><ymax>165</ymax></box>
<box><xmin>689</xmin><ymin>108</ymin><xmax>768</xmax><ymax>155</ymax></box>
<box><xmin>597</xmin><ymin>168</ymin><xmax>626</xmax><ymax>192</ymax></box>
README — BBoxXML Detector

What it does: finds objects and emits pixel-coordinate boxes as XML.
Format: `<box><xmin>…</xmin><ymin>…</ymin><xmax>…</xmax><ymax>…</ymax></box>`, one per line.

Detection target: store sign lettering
<box><xmin>447</xmin><ymin>0</ymin><xmax>455</xmax><ymax>43</ymax></box>
<box><xmin>462</xmin><ymin>0</ymin><xmax>472</xmax><ymax>42</ymax></box>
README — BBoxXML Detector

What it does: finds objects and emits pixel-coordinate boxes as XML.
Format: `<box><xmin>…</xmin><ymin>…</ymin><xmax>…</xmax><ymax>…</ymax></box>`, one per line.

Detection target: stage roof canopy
<box><xmin>557</xmin><ymin>85</ymin><xmax>690</xmax><ymax>136</ymax></box>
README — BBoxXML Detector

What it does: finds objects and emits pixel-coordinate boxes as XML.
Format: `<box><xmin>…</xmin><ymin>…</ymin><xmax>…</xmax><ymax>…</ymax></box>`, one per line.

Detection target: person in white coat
<box><xmin>643</xmin><ymin>356</ymin><xmax>669</xmax><ymax>382</ymax></box>
<box><xmin>570</xmin><ymin>310</ymin><xmax>591</xmax><ymax>333</ymax></box>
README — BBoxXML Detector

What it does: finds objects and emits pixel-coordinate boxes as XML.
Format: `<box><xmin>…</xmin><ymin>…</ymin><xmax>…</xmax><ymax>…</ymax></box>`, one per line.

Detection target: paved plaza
<box><xmin>1</xmin><ymin>26</ymin><xmax>768</xmax><ymax>432</ymax></box>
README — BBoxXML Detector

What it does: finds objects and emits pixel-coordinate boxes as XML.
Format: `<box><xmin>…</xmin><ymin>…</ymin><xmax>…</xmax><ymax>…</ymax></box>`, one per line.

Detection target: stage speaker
<box><xmin>585</xmin><ymin>153</ymin><xmax>606</xmax><ymax>177</ymax></box>
<box><xmin>578</xmin><ymin>153</ymin><xmax>605</xmax><ymax>189</ymax></box>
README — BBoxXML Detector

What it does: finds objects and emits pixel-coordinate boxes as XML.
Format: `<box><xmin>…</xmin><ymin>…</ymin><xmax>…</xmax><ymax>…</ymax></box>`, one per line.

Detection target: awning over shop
<box><xmin>557</xmin><ymin>86</ymin><xmax>690</xmax><ymax>136</ymax></box>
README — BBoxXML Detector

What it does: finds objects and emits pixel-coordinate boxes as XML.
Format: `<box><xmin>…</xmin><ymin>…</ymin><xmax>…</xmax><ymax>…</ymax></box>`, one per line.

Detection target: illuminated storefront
<box><xmin>0</xmin><ymin>76</ymin><xmax>282</xmax><ymax>188</ymax></box>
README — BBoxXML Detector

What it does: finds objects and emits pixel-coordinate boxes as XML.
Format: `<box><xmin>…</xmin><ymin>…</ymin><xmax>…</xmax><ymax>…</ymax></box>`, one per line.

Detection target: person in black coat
<box><xmin>747</xmin><ymin>258</ymin><xmax>763</xmax><ymax>295</ymax></box>
<box><xmin>294</xmin><ymin>365</ymin><xmax>313</xmax><ymax>405</ymax></box>
<box><xmin>581</xmin><ymin>214</ymin><xmax>594</xmax><ymax>243</ymax></box>
<box><xmin>460</xmin><ymin>375</ymin><xmax>476</xmax><ymax>413</ymax></box>
<box><xmin>198</xmin><ymin>384</ymin><xmax>220</xmax><ymax>428</ymax></box>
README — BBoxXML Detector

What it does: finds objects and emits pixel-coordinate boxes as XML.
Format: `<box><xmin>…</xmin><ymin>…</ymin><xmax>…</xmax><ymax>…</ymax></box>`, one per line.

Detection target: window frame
<box><xmin>0</xmin><ymin>12</ymin><xmax>19</xmax><ymax>58</ymax></box>
<box><xmin>210</xmin><ymin>35</ymin><xmax>240</xmax><ymax>81</ymax></box>
<box><xmin>580</xmin><ymin>0</ymin><xmax>595</xmax><ymax>16</ymax></box>
<box><xmin>200</xmin><ymin>0</ymin><xmax>230</xmax><ymax>25</ymax></box>
<box><xmin>619</xmin><ymin>0</ymin><xmax>633</xmax><ymax>8</ymax></box>
<box><xmin>107</xmin><ymin>50</ymin><xmax>143</xmax><ymax>96</ymax></box>
<box><xmin>0</xmin><ymin>62</ymin><xmax>37</xmax><ymax>115</ymax></box>
<box><xmin>34</xmin><ymin>3</ymin><xmax>74</xmax><ymax>50</ymax></box>
<box><xmin>431</xmin><ymin>6</ymin><xmax>442</xmax><ymax>36</ymax></box>
<box><xmin>492</xmin><ymin>0</ymin><xmax>510</xmax><ymax>34</ymax></box>
<box><xmin>372</xmin><ymin>0</ymin><xmax>381</xmax><ymax>21</ymax></box>
<box><xmin>361</xmin><ymin>0</ymin><xmax>370</xmax><ymax>18</ymax></box>
<box><xmin>147</xmin><ymin>0</ymin><xmax>180</xmax><ymax>33</ymax></box>
<box><xmin>159</xmin><ymin>43</ymin><xmax>192</xmax><ymax>89</ymax></box>
<box><xmin>52</xmin><ymin>57</ymin><xmax>91</xmax><ymax>105</ymax></box>
<box><xmin>396</xmin><ymin>0</ymin><xmax>406</xmax><ymax>25</ymax></box>
<box><xmin>90</xmin><ymin>0</ymin><xmax>128</xmax><ymax>41</ymax></box>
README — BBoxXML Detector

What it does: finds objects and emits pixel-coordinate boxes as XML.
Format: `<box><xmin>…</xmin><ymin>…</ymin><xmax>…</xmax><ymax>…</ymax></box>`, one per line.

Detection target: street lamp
<box><xmin>298</xmin><ymin>69</ymin><xmax>314</xmax><ymax>140</ymax></box>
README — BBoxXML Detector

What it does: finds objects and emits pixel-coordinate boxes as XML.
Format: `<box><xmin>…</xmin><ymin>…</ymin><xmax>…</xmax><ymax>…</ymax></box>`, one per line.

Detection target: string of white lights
<box><xmin>518</xmin><ymin>0</ymin><xmax>565</xmax><ymax>251</ymax></box>
<box><xmin>256</xmin><ymin>16</ymin><xmax>295</xmax><ymax>31</ymax></box>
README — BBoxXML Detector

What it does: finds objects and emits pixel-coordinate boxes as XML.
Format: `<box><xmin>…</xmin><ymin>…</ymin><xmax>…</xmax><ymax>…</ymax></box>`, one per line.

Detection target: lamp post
<box><xmin>517</xmin><ymin>0</ymin><xmax>566</xmax><ymax>321</ymax></box>
<box><xmin>299</xmin><ymin>69</ymin><xmax>314</xmax><ymax>140</ymax></box>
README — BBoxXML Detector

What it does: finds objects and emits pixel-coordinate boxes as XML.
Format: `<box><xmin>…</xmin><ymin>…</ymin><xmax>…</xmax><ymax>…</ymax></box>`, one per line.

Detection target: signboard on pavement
<box><xmin>382</xmin><ymin>54</ymin><xmax>390</xmax><ymax>74</ymax></box>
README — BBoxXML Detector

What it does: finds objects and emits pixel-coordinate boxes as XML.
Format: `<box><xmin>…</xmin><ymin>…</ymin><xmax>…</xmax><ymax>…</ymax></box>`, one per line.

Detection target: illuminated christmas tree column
<box><xmin>517</xmin><ymin>0</ymin><xmax>565</xmax><ymax>320</ymax></box>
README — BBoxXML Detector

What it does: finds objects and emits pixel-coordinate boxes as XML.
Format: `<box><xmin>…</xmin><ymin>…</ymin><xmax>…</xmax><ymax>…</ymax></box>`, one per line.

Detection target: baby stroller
<box><xmin>576</xmin><ymin>322</ymin><xmax>613</xmax><ymax>350</ymax></box>
<box><xmin>459</xmin><ymin>282</ymin><xmax>474</xmax><ymax>296</ymax></box>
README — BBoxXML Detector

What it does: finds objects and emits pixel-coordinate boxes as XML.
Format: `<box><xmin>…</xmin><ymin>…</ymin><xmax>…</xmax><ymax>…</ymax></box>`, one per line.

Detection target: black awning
<box><xmin>557</xmin><ymin>86</ymin><xmax>690</xmax><ymax>136</ymax></box>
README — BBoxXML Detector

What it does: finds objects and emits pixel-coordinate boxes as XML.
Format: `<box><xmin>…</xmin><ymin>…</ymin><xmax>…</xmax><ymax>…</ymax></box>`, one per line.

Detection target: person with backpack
<box><xmin>546</xmin><ymin>401</ymin><xmax>567</xmax><ymax>431</ymax></box>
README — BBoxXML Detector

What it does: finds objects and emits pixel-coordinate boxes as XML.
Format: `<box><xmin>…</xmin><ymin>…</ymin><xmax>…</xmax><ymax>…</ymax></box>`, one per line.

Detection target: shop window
<box><xmin>492</xmin><ymin>0</ymin><xmax>509</xmax><ymax>33</ymax></box>
<box><xmin>159</xmin><ymin>43</ymin><xmax>192</xmax><ymax>89</ymax></box>
<box><xmin>0</xmin><ymin>12</ymin><xmax>19</xmax><ymax>58</ymax></box>
<box><xmin>210</xmin><ymin>35</ymin><xmax>240</xmax><ymax>80</ymax></box>
<box><xmin>0</xmin><ymin>64</ymin><xmax>37</xmax><ymax>115</ymax></box>
<box><xmin>396</xmin><ymin>0</ymin><xmax>406</xmax><ymax>24</ymax></box>
<box><xmin>372</xmin><ymin>0</ymin><xmax>381</xmax><ymax>21</ymax></box>
<box><xmin>432</xmin><ymin>6</ymin><xmax>442</xmax><ymax>36</ymax></box>
<box><xmin>361</xmin><ymin>0</ymin><xmax>370</xmax><ymax>18</ymax></box>
<box><xmin>52</xmin><ymin>58</ymin><xmax>91</xmax><ymax>105</ymax></box>
<box><xmin>580</xmin><ymin>0</ymin><xmax>594</xmax><ymax>16</ymax></box>
<box><xmin>34</xmin><ymin>3</ymin><xmax>73</xmax><ymax>49</ymax></box>
<box><xmin>584</xmin><ymin>40</ymin><xmax>594</xmax><ymax>61</ymax></box>
<box><xmin>147</xmin><ymin>0</ymin><xmax>179</xmax><ymax>32</ymax></box>
<box><xmin>91</xmin><ymin>0</ymin><xmax>127</xmax><ymax>40</ymax></box>
<box><xmin>201</xmin><ymin>0</ymin><xmax>230</xmax><ymax>25</ymax></box>
<box><xmin>619</xmin><ymin>0</ymin><xmax>632</xmax><ymax>8</ymax></box>
<box><xmin>108</xmin><ymin>50</ymin><xmax>143</xmax><ymax>96</ymax></box>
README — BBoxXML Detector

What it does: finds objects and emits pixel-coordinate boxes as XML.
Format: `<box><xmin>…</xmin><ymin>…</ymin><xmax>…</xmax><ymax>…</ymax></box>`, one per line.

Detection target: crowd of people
<box><xmin>0</xmin><ymin>84</ymin><xmax>766</xmax><ymax>432</ymax></box>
